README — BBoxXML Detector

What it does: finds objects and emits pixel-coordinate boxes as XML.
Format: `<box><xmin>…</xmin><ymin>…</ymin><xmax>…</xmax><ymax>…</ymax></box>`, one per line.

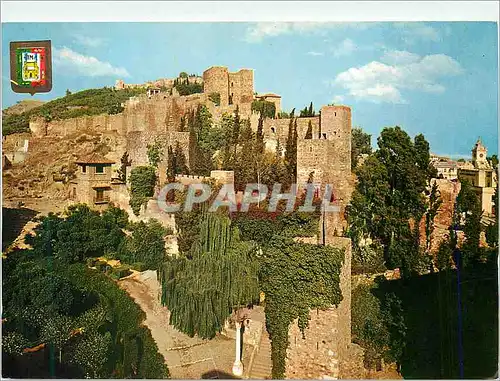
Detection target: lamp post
<box><xmin>231</xmin><ymin>308</ymin><xmax>250</xmax><ymax>377</ymax></box>
<box><xmin>232</xmin><ymin>320</ymin><xmax>244</xmax><ymax>377</ymax></box>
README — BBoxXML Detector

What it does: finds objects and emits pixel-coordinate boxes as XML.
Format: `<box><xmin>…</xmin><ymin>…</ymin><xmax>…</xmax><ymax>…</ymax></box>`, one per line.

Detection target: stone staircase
<box><xmin>248</xmin><ymin>329</ymin><xmax>272</xmax><ymax>379</ymax></box>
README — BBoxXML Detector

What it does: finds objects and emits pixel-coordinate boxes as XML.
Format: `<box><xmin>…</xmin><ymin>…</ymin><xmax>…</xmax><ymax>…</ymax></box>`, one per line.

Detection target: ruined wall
<box><xmin>2</xmin><ymin>133</ymin><xmax>30</xmax><ymax>164</ymax></box>
<box><xmin>285</xmin><ymin>238</ymin><xmax>352</xmax><ymax>379</ymax></box>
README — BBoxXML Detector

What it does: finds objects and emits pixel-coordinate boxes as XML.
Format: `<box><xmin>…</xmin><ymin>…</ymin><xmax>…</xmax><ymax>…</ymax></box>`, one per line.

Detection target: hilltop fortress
<box><xmin>28</xmin><ymin>66</ymin><xmax>353</xmax><ymax>232</ymax></box>
<box><xmin>6</xmin><ymin>66</ymin><xmax>358</xmax><ymax>378</ymax></box>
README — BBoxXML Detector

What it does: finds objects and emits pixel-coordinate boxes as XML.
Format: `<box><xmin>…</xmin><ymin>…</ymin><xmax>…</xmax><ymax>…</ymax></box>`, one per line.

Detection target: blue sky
<box><xmin>2</xmin><ymin>22</ymin><xmax>498</xmax><ymax>157</ymax></box>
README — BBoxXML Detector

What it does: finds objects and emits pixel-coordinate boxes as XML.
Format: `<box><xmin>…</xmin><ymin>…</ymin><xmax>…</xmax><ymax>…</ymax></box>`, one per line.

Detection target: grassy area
<box><xmin>2</xmin><ymin>87</ymin><xmax>146</xmax><ymax>135</ymax></box>
<box><xmin>374</xmin><ymin>260</ymin><xmax>498</xmax><ymax>378</ymax></box>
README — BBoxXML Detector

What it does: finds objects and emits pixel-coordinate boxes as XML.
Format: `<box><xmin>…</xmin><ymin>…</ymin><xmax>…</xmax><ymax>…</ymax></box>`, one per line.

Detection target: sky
<box><xmin>1</xmin><ymin>22</ymin><xmax>498</xmax><ymax>157</ymax></box>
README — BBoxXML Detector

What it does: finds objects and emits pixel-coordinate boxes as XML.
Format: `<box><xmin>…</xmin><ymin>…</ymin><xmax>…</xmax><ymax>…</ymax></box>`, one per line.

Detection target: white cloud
<box><xmin>332</xmin><ymin>38</ymin><xmax>357</xmax><ymax>57</ymax></box>
<box><xmin>333</xmin><ymin>51</ymin><xmax>463</xmax><ymax>103</ymax></box>
<box><xmin>73</xmin><ymin>35</ymin><xmax>106</xmax><ymax>48</ymax></box>
<box><xmin>332</xmin><ymin>95</ymin><xmax>345</xmax><ymax>104</ymax></box>
<box><xmin>245</xmin><ymin>22</ymin><xmax>330</xmax><ymax>42</ymax></box>
<box><xmin>244</xmin><ymin>22</ymin><xmax>377</xmax><ymax>42</ymax></box>
<box><xmin>53</xmin><ymin>47</ymin><xmax>130</xmax><ymax>77</ymax></box>
<box><xmin>307</xmin><ymin>51</ymin><xmax>324</xmax><ymax>56</ymax></box>
<box><xmin>394</xmin><ymin>22</ymin><xmax>443</xmax><ymax>44</ymax></box>
<box><xmin>381</xmin><ymin>50</ymin><xmax>421</xmax><ymax>65</ymax></box>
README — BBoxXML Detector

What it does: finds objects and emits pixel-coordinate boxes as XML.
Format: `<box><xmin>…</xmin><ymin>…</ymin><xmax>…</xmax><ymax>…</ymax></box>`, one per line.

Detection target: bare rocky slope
<box><xmin>3</xmin><ymin>130</ymin><xmax>112</xmax><ymax>200</ymax></box>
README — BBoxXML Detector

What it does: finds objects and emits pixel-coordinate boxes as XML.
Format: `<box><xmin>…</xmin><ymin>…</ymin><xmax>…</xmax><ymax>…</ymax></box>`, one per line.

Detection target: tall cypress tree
<box><xmin>166</xmin><ymin>145</ymin><xmax>176</xmax><ymax>182</ymax></box>
<box><xmin>188</xmin><ymin>109</ymin><xmax>198</xmax><ymax>172</ymax></box>
<box><xmin>256</xmin><ymin>114</ymin><xmax>265</xmax><ymax>154</ymax></box>
<box><xmin>174</xmin><ymin>141</ymin><xmax>189</xmax><ymax>175</ymax></box>
<box><xmin>308</xmin><ymin>102</ymin><xmax>314</xmax><ymax>117</ymax></box>
<box><xmin>284</xmin><ymin>117</ymin><xmax>298</xmax><ymax>183</ymax></box>
<box><xmin>232</xmin><ymin>106</ymin><xmax>241</xmax><ymax>159</ymax></box>
<box><xmin>305</xmin><ymin>120</ymin><xmax>313</xmax><ymax>139</ymax></box>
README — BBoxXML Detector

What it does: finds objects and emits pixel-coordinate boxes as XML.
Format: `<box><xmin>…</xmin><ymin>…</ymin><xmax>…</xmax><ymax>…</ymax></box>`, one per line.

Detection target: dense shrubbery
<box><xmin>26</xmin><ymin>204</ymin><xmax>168</xmax><ymax>271</ymax></box>
<box><xmin>174</xmin><ymin>78</ymin><xmax>203</xmax><ymax>96</ymax></box>
<box><xmin>259</xmin><ymin>236</ymin><xmax>344</xmax><ymax>378</ymax></box>
<box><xmin>208</xmin><ymin>92</ymin><xmax>221</xmax><ymax>106</ymax></box>
<box><xmin>251</xmin><ymin>99</ymin><xmax>276</xmax><ymax>119</ymax></box>
<box><xmin>3</xmin><ymin>205</ymin><xmax>171</xmax><ymax>377</ymax></box>
<box><xmin>2</xmin><ymin>248</ymin><xmax>168</xmax><ymax>378</ymax></box>
<box><xmin>2</xmin><ymin>87</ymin><xmax>145</xmax><ymax>135</ymax></box>
<box><xmin>352</xmin><ymin>282</ymin><xmax>406</xmax><ymax>370</ymax></box>
<box><xmin>129</xmin><ymin>165</ymin><xmax>157</xmax><ymax>216</ymax></box>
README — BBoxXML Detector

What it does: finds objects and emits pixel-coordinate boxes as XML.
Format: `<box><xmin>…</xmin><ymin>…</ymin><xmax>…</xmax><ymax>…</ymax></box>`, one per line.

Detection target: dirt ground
<box><xmin>118</xmin><ymin>271</ymin><xmax>253</xmax><ymax>379</ymax></box>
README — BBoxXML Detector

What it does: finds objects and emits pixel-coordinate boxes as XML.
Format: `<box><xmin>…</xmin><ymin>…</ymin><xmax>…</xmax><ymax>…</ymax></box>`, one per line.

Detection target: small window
<box><xmin>82</xmin><ymin>165</ymin><xmax>87</xmax><ymax>173</ymax></box>
<box><xmin>322</xmin><ymin>133</ymin><xmax>327</xmax><ymax>139</ymax></box>
<box><xmin>309</xmin><ymin>147</ymin><xmax>312</xmax><ymax>152</ymax></box>
<box><xmin>334</xmin><ymin>112</ymin><xmax>336</xmax><ymax>116</ymax></box>
<box><xmin>271</xmin><ymin>127</ymin><xmax>275</xmax><ymax>133</ymax></box>
<box><xmin>95</xmin><ymin>189</ymin><xmax>104</xmax><ymax>202</ymax></box>
<box><xmin>231</xmin><ymin>82</ymin><xmax>234</xmax><ymax>87</ymax></box>
<box><xmin>95</xmin><ymin>165</ymin><xmax>105</xmax><ymax>174</ymax></box>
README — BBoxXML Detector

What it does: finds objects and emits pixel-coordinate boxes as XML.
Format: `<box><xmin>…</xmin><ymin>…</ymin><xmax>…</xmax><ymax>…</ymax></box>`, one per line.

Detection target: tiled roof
<box><xmin>75</xmin><ymin>153</ymin><xmax>115</xmax><ymax>164</ymax></box>
<box><xmin>257</xmin><ymin>92</ymin><xmax>281</xmax><ymax>98</ymax></box>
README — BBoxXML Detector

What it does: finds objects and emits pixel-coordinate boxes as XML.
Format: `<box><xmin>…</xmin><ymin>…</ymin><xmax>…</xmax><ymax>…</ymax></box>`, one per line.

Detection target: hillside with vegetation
<box><xmin>2</xmin><ymin>87</ymin><xmax>146</xmax><ymax>136</ymax></box>
<box><xmin>3</xmin><ymin>99</ymin><xmax>46</xmax><ymax>117</ymax></box>
<box><xmin>2</xmin><ymin>205</ymin><xmax>170</xmax><ymax>378</ymax></box>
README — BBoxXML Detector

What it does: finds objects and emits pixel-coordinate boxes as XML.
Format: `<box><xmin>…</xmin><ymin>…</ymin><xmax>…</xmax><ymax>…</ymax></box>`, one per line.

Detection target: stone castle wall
<box><xmin>285</xmin><ymin>238</ymin><xmax>352</xmax><ymax>379</ymax></box>
<box><xmin>296</xmin><ymin>106</ymin><xmax>353</xmax><ymax>235</ymax></box>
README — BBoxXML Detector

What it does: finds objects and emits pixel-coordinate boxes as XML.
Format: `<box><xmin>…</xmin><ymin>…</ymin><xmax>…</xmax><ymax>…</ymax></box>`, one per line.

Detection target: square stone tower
<box><xmin>202</xmin><ymin>66</ymin><xmax>254</xmax><ymax>108</ymax></box>
<box><xmin>297</xmin><ymin>105</ymin><xmax>353</xmax><ymax>235</ymax></box>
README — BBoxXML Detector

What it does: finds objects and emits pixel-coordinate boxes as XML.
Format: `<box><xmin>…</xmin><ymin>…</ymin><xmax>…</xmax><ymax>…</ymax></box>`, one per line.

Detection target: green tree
<box><xmin>147</xmin><ymin>139</ymin><xmax>163</xmax><ymax>168</ymax></box>
<box><xmin>284</xmin><ymin>116</ymin><xmax>298</xmax><ymax>183</ymax></box>
<box><xmin>256</xmin><ymin>114</ymin><xmax>265</xmax><ymax>154</ymax></box>
<box><xmin>351</xmin><ymin>127</ymin><xmax>372</xmax><ymax>169</ymax></box>
<box><xmin>121</xmin><ymin>219</ymin><xmax>167</xmax><ymax>270</ymax></box>
<box><xmin>348</xmin><ymin>127</ymin><xmax>434</xmax><ymax>278</ymax></box>
<box><xmin>70</xmin><ymin>331</ymin><xmax>111</xmax><ymax>378</ymax></box>
<box><xmin>487</xmin><ymin>154</ymin><xmax>498</xmax><ymax>169</ymax></box>
<box><xmin>456</xmin><ymin>179</ymin><xmax>482</xmax><ymax>265</ymax></box>
<box><xmin>425</xmin><ymin>181</ymin><xmax>443</xmax><ymax>254</ymax></box>
<box><xmin>166</xmin><ymin>145</ymin><xmax>175</xmax><ymax>182</ymax></box>
<box><xmin>40</xmin><ymin>313</ymin><xmax>75</xmax><ymax>363</ymax></box>
<box><xmin>129</xmin><ymin>166</ymin><xmax>157</xmax><ymax>216</ymax></box>
<box><xmin>486</xmin><ymin>183</ymin><xmax>498</xmax><ymax>247</ymax></box>
<box><xmin>66</xmin><ymin>89</ymin><xmax>72</xmax><ymax>96</ymax></box>
<box><xmin>159</xmin><ymin>213</ymin><xmax>260</xmax><ymax>339</ymax></box>
<box><xmin>174</xmin><ymin>141</ymin><xmax>189</xmax><ymax>174</ymax></box>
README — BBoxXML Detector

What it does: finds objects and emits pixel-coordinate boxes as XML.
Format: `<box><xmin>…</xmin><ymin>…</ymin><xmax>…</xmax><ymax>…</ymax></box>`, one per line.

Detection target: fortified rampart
<box><xmin>285</xmin><ymin>237</ymin><xmax>353</xmax><ymax>379</ymax></box>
